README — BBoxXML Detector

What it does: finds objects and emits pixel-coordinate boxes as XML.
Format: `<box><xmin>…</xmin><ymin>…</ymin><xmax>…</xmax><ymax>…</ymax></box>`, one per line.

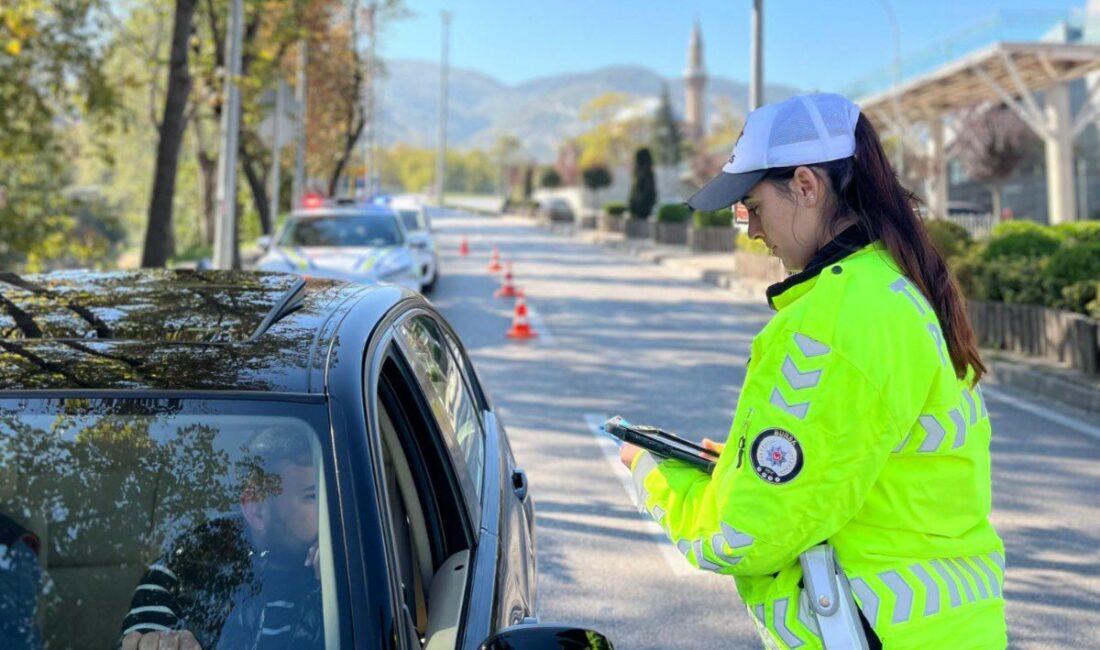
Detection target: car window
<box><xmin>395</xmin><ymin>315</ymin><xmax>485</xmax><ymax>501</ymax></box>
<box><xmin>397</xmin><ymin>209</ymin><xmax>424</xmax><ymax>233</ymax></box>
<box><xmin>0</xmin><ymin>398</ymin><xmax>345</xmax><ymax>650</ymax></box>
<box><xmin>280</xmin><ymin>214</ymin><xmax>403</xmax><ymax>247</ymax></box>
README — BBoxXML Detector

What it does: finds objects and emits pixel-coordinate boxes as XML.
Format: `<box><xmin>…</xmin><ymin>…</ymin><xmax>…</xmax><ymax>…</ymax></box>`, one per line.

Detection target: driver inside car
<box><xmin>119</xmin><ymin>427</ymin><xmax>324</xmax><ymax>650</ymax></box>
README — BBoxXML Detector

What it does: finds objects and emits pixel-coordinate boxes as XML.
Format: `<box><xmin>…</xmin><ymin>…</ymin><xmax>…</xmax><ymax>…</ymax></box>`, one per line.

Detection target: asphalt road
<box><xmin>425</xmin><ymin>209</ymin><xmax>1100</xmax><ymax>650</ymax></box>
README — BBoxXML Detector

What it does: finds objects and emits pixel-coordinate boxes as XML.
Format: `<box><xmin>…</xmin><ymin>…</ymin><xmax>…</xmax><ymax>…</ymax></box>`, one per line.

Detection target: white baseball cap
<box><xmin>687</xmin><ymin>93</ymin><xmax>862</xmax><ymax>211</ymax></box>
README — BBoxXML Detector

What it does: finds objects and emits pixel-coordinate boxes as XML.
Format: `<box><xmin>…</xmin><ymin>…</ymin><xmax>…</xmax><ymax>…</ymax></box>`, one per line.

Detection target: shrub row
<box><xmin>925</xmin><ymin>219</ymin><xmax>1100</xmax><ymax>318</ymax></box>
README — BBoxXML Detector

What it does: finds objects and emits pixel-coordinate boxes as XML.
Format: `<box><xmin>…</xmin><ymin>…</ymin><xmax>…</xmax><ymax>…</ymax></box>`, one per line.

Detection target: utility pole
<box><xmin>364</xmin><ymin>1</ymin><xmax>378</xmax><ymax>197</ymax></box>
<box><xmin>749</xmin><ymin>0</ymin><xmax>764</xmax><ymax>111</ymax></box>
<box><xmin>435</xmin><ymin>10</ymin><xmax>451</xmax><ymax>206</ymax></box>
<box><xmin>878</xmin><ymin>0</ymin><xmax>904</xmax><ymax>179</ymax></box>
<box><xmin>213</xmin><ymin>0</ymin><xmax>243</xmax><ymax>269</ymax></box>
<box><xmin>292</xmin><ymin>39</ymin><xmax>308</xmax><ymax>208</ymax></box>
<box><xmin>268</xmin><ymin>78</ymin><xmax>286</xmax><ymax>224</ymax></box>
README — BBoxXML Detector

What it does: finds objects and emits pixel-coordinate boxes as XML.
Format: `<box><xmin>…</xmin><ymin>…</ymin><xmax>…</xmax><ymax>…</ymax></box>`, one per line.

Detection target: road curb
<box><xmin>536</xmin><ymin>219</ymin><xmax>1100</xmax><ymax>420</ymax></box>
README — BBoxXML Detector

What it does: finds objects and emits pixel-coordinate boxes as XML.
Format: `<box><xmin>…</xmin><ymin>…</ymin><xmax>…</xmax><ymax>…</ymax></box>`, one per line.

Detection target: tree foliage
<box><xmin>628</xmin><ymin>147</ymin><xmax>656</xmax><ymax>220</ymax></box>
<box><xmin>576</xmin><ymin>92</ymin><xmax>651</xmax><ymax>169</ymax></box>
<box><xmin>952</xmin><ymin>104</ymin><xmax>1036</xmax><ymax>218</ymax></box>
<box><xmin>650</xmin><ymin>83</ymin><xmax>682</xmax><ymax>166</ymax></box>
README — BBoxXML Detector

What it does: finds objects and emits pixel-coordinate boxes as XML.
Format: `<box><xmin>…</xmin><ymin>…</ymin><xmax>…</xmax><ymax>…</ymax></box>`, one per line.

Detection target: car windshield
<box><xmin>0</xmin><ymin>397</ymin><xmax>350</xmax><ymax>649</ymax></box>
<box><xmin>279</xmin><ymin>213</ymin><xmax>403</xmax><ymax>247</ymax></box>
<box><xmin>397</xmin><ymin>209</ymin><xmax>424</xmax><ymax>233</ymax></box>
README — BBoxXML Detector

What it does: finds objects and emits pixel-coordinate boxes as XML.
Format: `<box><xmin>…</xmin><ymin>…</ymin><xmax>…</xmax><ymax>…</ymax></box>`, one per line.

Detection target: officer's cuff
<box><xmin>630</xmin><ymin>451</ymin><xmax>660</xmax><ymax>510</ymax></box>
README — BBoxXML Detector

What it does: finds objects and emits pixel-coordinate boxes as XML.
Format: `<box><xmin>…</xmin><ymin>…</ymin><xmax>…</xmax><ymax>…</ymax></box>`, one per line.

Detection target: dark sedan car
<box><xmin>0</xmin><ymin>270</ymin><xmax>610</xmax><ymax>650</ymax></box>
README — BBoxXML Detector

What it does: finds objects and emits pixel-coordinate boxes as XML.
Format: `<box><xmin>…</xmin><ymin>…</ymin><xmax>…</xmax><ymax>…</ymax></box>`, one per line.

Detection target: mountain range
<box><xmin>375</xmin><ymin>59</ymin><xmax>801</xmax><ymax>161</ymax></box>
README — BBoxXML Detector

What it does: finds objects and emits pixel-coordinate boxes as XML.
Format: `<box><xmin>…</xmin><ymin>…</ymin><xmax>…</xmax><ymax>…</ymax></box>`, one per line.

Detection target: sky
<box><xmin>381</xmin><ymin>0</ymin><xmax>1091</xmax><ymax>95</ymax></box>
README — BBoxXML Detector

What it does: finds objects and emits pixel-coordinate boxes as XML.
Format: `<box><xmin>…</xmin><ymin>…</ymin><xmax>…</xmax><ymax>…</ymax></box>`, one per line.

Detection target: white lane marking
<box><xmin>524</xmin><ymin>304</ymin><xmax>555</xmax><ymax>345</ymax></box>
<box><xmin>983</xmin><ymin>385</ymin><xmax>1100</xmax><ymax>442</ymax></box>
<box><xmin>583</xmin><ymin>413</ymin><xmax>695</xmax><ymax>576</ymax></box>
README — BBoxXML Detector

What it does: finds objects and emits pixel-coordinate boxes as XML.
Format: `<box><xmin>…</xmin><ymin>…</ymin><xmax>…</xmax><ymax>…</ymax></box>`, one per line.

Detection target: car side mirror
<box><xmin>478</xmin><ymin>624</ymin><xmax>614</xmax><ymax>650</ymax></box>
<box><xmin>256</xmin><ymin>235</ymin><xmax>272</xmax><ymax>250</ymax></box>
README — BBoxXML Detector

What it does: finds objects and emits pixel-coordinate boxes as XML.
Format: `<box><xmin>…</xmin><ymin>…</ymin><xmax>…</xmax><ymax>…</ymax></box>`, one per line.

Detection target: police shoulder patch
<box><xmin>750</xmin><ymin>428</ymin><xmax>803</xmax><ymax>484</ymax></box>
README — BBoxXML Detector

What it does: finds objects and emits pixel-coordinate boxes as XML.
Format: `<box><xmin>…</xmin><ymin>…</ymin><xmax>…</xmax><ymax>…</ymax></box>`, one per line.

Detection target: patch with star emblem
<box><xmin>750</xmin><ymin>429</ymin><xmax>803</xmax><ymax>484</ymax></box>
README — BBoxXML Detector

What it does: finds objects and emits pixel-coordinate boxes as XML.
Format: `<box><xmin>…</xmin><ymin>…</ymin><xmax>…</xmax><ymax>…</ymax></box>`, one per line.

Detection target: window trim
<box><xmin>390</xmin><ymin>310</ymin><xmax>485</xmax><ymax>522</ymax></box>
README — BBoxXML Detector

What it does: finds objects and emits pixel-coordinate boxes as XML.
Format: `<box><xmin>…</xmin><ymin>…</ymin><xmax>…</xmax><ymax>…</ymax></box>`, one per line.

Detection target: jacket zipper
<box><xmin>735</xmin><ymin>408</ymin><xmax>753</xmax><ymax>469</ymax></box>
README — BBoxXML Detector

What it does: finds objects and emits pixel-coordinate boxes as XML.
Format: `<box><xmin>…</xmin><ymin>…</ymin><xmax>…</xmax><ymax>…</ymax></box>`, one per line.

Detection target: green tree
<box><xmin>540</xmin><ymin>167</ymin><xmax>562</xmax><ymax>188</ymax></box>
<box><xmin>576</xmin><ymin>92</ymin><xmax>650</xmax><ymax>168</ymax></box>
<box><xmin>628</xmin><ymin>147</ymin><xmax>656</xmax><ymax>220</ymax></box>
<box><xmin>651</xmin><ymin>83</ymin><xmax>682</xmax><ymax>165</ymax></box>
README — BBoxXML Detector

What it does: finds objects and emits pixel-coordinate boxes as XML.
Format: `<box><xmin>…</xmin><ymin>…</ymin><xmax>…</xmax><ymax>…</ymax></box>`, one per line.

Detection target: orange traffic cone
<box><xmin>458</xmin><ymin>236</ymin><xmax>469</xmax><ymax>256</ymax></box>
<box><xmin>488</xmin><ymin>246</ymin><xmax>503</xmax><ymax>273</ymax></box>
<box><xmin>494</xmin><ymin>261</ymin><xmax>518</xmax><ymax>298</ymax></box>
<box><xmin>506</xmin><ymin>292</ymin><xmax>537</xmax><ymax>340</ymax></box>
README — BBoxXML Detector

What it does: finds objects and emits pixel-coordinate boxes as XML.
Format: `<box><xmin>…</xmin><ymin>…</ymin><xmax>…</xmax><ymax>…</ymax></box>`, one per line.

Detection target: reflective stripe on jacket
<box><xmin>632</xmin><ymin>235</ymin><xmax>1007</xmax><ymax>649</ymax></box>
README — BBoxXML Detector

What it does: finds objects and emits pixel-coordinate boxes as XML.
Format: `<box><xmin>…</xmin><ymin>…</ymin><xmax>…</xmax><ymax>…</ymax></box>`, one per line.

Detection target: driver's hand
<box><xmin>121</xmin><ymin>630</ymin><xmax>201</xmax><ymax>650</ymax></box>
<box><xmin>305</xmin><ymin>542</ymin><xmax>321</xmax><ymax>580</ymax></box>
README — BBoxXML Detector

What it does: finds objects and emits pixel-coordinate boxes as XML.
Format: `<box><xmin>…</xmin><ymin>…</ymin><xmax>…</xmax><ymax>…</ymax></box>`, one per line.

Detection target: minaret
<box><xmin>683</xmin><ymin>20</ymin><xmax>707</xmax><ymax>143</ymax></box>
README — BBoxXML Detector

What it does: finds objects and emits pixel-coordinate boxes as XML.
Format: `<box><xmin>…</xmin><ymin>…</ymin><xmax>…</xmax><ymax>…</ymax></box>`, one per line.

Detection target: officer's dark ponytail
<box><xmin>766</xmin><ymin>115</ymin><xmax>985</xmax><ymax>385</ymax></box>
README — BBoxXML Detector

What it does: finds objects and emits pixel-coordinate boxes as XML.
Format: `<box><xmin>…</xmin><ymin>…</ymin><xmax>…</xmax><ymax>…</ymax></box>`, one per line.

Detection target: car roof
<box><xmin>0</xmin><ymin>270</ymin><xmax>405</xmax><ymax>394</ymax></box>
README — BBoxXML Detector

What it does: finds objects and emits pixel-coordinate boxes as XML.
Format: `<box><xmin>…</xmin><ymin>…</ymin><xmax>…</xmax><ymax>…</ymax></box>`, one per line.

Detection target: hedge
<box><xmin>603</xmin><ymin>201</ymin><xmax>627</xmax><ymax>217</ymax></box>
<box><xmin>655</xmin><ymin>203</ymin><xmax>691</xmax><ymax>223</ymax></box>
<box><xmin>692</xmin><ymin>207</ymin><xmax>733</xmax><ymax>229</ymax></box>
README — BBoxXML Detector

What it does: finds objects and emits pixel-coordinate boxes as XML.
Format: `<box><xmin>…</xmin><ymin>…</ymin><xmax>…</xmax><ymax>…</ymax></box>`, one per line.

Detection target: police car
<box><xmin>256</xmin><ymin>200</ymin><xmax>424</xmax><ymax>293</ymax></box>
<box><xmin>0</xmin><ymin>270</ymin><xmax>614</xmax><ymax>650</ymax></box>
<box><xmin>393</xmin><ymin>201</ymin><xmax>439</xmax><ymax>293</ymax></box>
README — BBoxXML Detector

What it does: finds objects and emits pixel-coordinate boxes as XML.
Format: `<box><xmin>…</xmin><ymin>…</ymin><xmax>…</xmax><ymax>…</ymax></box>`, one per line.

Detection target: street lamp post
<box><xmin>213</xmin><ymin>0</ymin><xmax>244</xmax><ymax>269</ymax></box>
<box><xmin>878</xmin><ymin>0</ymin><xmax>905</xmax><ymax>179</ymax></box>
<box><xmin>292</xmin><ymin>39</ymin><xmax>308</xmax><ymax>209</ymax></box>
<box><xmin>435</xmin><ymin>10</ymin><xmax>451</xmax><ymax>207</ymax></box>
<box><xmin>750</xmin><ymin>0</ymin><xmax>764</xmax><ymax>110</ymax></box>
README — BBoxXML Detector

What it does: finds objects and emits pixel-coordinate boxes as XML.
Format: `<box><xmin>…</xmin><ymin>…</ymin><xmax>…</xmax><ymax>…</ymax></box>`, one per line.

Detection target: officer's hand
<box><xmin>619</xmin><ymin>442</ymin><xmax>642</xmax><ymax>468</ymax></box>
<box><xmin>702</xmin><ymin>438</ymin><xmax>725</xmax><ymax>455</ymax></box>
<box><xmin>121</xmin><ymin>630</ymin><xmax>201</xmax><ymax>650</ymax></box>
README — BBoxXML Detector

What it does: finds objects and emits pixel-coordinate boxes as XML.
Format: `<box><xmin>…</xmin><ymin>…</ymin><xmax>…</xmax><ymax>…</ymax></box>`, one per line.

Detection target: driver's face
<box><xmin>266</xmin><ymin>460</ymin><xmax>318</xmax><ymax>557</ymax></box>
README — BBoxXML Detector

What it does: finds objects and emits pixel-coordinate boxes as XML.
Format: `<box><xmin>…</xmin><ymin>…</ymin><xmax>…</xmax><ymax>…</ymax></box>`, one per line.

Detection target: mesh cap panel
<box><xmin>816</xmin><ymin>98</ymin><xmax>852</xmax><ymax>138</ymax></box>
<box><xmin>767</xmin><ymin>101</ymin><xmax>820</xmax><ymax>150</ymax></box>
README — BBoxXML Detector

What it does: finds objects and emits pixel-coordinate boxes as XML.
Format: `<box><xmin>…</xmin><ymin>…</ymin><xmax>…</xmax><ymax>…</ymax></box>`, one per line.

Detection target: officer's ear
<box><xmin>790</xmin><ymin>166</ymin><xmax>824</xmax><ymax>209</ymax></box>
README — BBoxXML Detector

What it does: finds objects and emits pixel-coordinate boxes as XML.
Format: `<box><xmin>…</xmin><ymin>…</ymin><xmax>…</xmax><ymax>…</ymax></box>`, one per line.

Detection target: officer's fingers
<box><xmin>701</xmin><ymin>438</ymin><xmax>725</xmax><ymax>454</ymax></box>
<box><xmin>178</xmin><ymin>630</ymin><xmax>202</xmax><ymax>650</ymax></box>
<box><xmin>121</xmin><ymin>632</ymin><xmax>142</xmax><ymax>650</ymax></box>
<box><xmin>138</xmin><ymin>632</ymin><xmax>161</xmax><ymax>650</ymax></box>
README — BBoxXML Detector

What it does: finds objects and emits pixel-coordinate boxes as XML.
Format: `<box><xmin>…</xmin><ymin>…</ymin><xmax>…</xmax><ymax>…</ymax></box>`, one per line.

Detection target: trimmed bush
<box><xmin>924</xmin><ymin>219</ymin><xmax>972</xmax><ymax>260</ymax></box>
<box><xmin>1044</xmin><ymin>242</ymin><xmax>1100</xmax><ymax>310</ymax></box>
<box><xmin>655</xmin><ymin>203</ymin><xmax>690</xmax><ymax>223</ymax></box>
<box><xmin>603</xmin><ymin>202</ymin><xmax>627</xmax><ymax>217</ymax></box>
<box><xmin>982</xmin><ymin>221</ymin><xmax>1060</xmax><ymax>260</ymax></box>
<box><xmin>693</xmin><ymin>207</ymin><xmax>733</xmax><ymax>229</ymax></box>
<box><xmin>1051</xmin><ymin>221</ymin><xmax>1100</xmax><ymax>245</ymax></box>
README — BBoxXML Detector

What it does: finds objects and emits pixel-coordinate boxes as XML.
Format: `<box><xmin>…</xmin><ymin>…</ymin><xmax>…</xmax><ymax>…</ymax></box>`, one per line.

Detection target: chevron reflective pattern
<box><xmin>851</xmin><ymin>554</ymin><xmax>1004</xmax><ymax>629</ymax></box>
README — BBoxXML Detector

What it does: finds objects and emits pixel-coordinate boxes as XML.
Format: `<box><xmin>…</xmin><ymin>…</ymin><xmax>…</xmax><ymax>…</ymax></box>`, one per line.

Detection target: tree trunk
<box><xmin>192</xmin><ymin>116</ymin><xmax>218</xmax><ymax>246</ymax></box>
<box><xmin>990</xmin><ymin>183</ymin><xmax>1002</xmax><ymax>221</ymax></box>
<box><xmin>325</xmin><ymin>120</ymin><xmax>365</xmax><ymax>197</ymax></box>
<box><xmin>142</xmin><ymin>0</ymin><xmax>198</xmax><ymax>268</ymax></box>
<box><xmin>240</xmin><ymin>143</ymin><xmax>272</xmax><ymax>235</ymax></box>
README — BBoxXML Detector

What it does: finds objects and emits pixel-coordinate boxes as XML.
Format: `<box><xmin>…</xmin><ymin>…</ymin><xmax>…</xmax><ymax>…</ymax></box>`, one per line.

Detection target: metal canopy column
<box><xmin>972</xmin><ymin>54</ymin><xmax>1079</xmax><ymax>223</ymax></box>
<box><xmin>926</xmin><ymin>117</ymin><xmax>948</xmax><ymax>219</ymax></box>
<box><xmin>1044</xmin><ymin>83</ymin><xmax>1076</xmax><ymax>223</ymax></box>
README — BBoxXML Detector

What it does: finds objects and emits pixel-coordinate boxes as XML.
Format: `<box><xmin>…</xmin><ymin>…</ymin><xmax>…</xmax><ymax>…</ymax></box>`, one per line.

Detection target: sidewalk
<box><xmin>529</xmin><ymin>217</ymin><xmax>1100</xmax><ymax>420</ymax></box>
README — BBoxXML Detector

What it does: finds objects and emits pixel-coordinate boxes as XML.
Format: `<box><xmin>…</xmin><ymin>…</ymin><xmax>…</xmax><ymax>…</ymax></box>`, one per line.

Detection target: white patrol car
<box><xmin>393</xmin><ymin>201</ymin><xmax>439</xmax><ymax>293</ymax></box>
<box><xmin>255</xmin><ymin>204</ymin><xmax>423</xmax><ymax>292</ymax></box>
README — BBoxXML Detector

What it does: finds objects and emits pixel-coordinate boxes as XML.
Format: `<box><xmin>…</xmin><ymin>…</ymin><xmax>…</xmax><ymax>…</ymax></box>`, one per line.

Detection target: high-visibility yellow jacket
<box><xmin>631</xmin><ymin>232</ymin><xmax>1006</xmax><ymax>649</ymax></box>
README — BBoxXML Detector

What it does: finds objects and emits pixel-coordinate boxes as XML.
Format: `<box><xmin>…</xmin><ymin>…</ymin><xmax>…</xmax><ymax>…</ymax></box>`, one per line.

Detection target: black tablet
<box><xmin>603</xmin><ymin>415</ymin><xmax>718</xmax><ymax>474</ymax></box>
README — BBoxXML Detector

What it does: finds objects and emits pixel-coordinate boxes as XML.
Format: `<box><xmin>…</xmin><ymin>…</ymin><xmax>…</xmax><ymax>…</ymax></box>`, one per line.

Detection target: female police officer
<box><xmin>619</xmin><ymin>93</ymin><xmax>1006</xmax><ymax>649</ymax></box>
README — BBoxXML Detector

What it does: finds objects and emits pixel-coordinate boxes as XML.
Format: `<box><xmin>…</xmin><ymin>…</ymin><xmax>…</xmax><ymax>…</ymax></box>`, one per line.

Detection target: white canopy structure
<box><xmin>859</xmin><ymin>42</ymin><xmax>1100</xmax><ymax>223</ymax></box>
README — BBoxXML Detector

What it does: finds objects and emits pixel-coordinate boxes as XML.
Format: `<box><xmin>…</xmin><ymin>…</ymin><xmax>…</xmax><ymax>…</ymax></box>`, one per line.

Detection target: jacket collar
<box><xmin>765</xmin><ymin>225</ymin><xmax>875</xmax><ymax>310</ymax></box>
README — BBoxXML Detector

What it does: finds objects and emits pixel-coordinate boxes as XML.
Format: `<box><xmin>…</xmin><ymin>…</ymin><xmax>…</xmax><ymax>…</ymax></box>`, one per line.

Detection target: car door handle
<box><xmin>511</xmin><ymin>468</ymin><xmax>528</xmax><ymax>502</ymax></box>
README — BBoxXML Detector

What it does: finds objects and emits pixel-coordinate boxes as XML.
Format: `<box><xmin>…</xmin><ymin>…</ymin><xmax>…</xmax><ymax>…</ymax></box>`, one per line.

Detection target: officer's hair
<box><xmin>762</xmin><ymin>115</ymin><xmax>985</xmax><ymax>385</ymax></box>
